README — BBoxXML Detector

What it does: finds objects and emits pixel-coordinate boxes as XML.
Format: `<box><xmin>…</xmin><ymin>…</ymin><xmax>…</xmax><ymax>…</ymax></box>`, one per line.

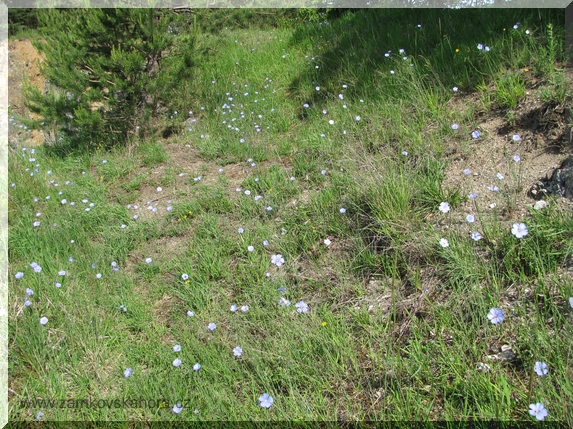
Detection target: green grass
<box><xmin>8</xmin><ymin>8</ymin><xmax>573</xmax><ymax>423</ymax></box>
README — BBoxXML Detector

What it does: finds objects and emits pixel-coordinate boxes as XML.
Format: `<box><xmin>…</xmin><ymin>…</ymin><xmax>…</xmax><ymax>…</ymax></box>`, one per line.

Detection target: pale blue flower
<box><xmin>26</xmin><ymin>288</ymin><xmax>34</xmax><ymax>295</ymax></box>
<box><xmin>534</xmin><ymin>361</ymin><xmax>548</xmax><ymax>376</ymax></box>
<box><xmin>124</xmin><ymin>368</ymin><xmax>133</xmax><ymax>378</ymax></box>
<box><xmin>471</xmin><ymin>232</ymin><xmax>482</xmax><ymax>241</ymax></box>
<box><xmin>230</xmin><ymin>304</ymin><xmax>238</xmax><ymax>312</ymax></box>
<box><xmin>487</xmin><ymin>308</ymin><xmax>504</xmax><ymax>324</ymax></box>
<box><xmin>208</xmin><ymin>323</ymin><xmax>216</xmax><ymax>331</ymax></box>
<box><xmin>271</xmin><ymin>254</ymin><xmax>285</xmax><ymax>267</ymax></box>
<box><xmin>262</xmin><ymin>240</ymin><xmax>269</xmax><ymax>246</ymax></box>
<box><xmin>471</xmin><ymin>130</ymin><xmax>481</xmax><ymax>139</ymax></box>
<box><xmin>439</xmin><ymin>238</ymin><xmax>449</xmax><ymax>248</ymax></box>
<box><xmin>259</xmin><ymin>393</ymin><xmax>274</xmax><ymax>408</ymax></box>
<box><xmin>58</xmin><ymin>270</ymin><xmax>66</xmax><ymax>276</ymax></box>
<box><xmin>172</xmin><ymin>403</ymin><xmax>183</xmax><ymax>414</ymax></box>
<box><xmin>15</xmin><ymin>272</ymin><xmax>24</xmax><ymax>279</ymax></box>
<box><xmin>513</xmin><ymin>154</ymin><xmax>521</xmax><ymax>162</ymax></box>
<box><xmin>39</xmin><ymin>316</ymin><xmax>48</xmax><ymax>325</ymax></box>
<box><xmin>233</xmin><ymin>346</ymin><xmax>243</xmax><ymax>357</ymax></box>
<box><xmin>295</xmin><ymin>300</ymin><xmax>309</xmax><ymax>313</ymax></box>
<box><xmin>463</xmin><ymin>168</ymin><xmax>471</xmax><ymax>175</ymax></box>
<box><xmin>469</xmin><ymin>193</ymin><xmax>477</xmax><ymax>199</ymax></box>
<box><xmin>496</xmin><ymin>172</ymin><xmax>504</xmax><ymax>180</ymax></box>
<box><xmin>529</xmin><ymin>403</ymin><xmax>548</xmax><ymax>421</ymax></box>
<box><xmin>55</xmin><ymin>282</ymin><xmax>62</xmax><ymax>288</ymax></box>
<box><xmin>511</xmin><ymin>223</ymin><xmax>528</xmax><ymax>238</ymax></box>
<box><xmin>248</xmin><ymin>246</ymin><xmax>254</xmax><ymax>252</ymax></box>
<box><xmin>193</xmin><ymin>363</ymin><xmax>202</xmax><ymax>371</ymax></box>
<box><xmin>477</xmin><ymin>43</ymin><xmax>483</xmax><ymax>50</ymax></box>
<box><xmin>182</xmin><ymin>273</ymin><xmax>189</xmax><ymax>280</ymax></box>
<box><xmin>24</xmin><ymin>298</ymin><xmax>32</xmax><ymax>307</ymax></box>
<box><xmin>187</xmin><ymin>310</ymin><xmax>194</xmax><ymax>317</ymax></box>
<box><xmin>173</xmin><ymin>358</ymin><xmax>182</xmax><ymax>367</ymax></box>
<box><xmin>339</xmin><ymin>208</ymin><xmax>346</xmax><ymax>214</ymax></box>
<box><xmin>278</xmin><ymin>297</ymin><xmax>291</xmax><ymax>306</ymax></box>
<box><xmin>173</xmin><ymin>344</ymin><xmax>182</xmax><ymax>352</ymax></box>
<box><xmin>238</xmin><ymin>228</ymin><xmax>244</xmax><ymax>234</ymax></box>
<box><xmin>35</xmin><ymin>411</ymin><xmax>44</xmax><ymax>420</ymax></box>
<box><xmin>466</xmin><ymin>214</ymin><xmax>475</xmax><ymax>223</ymax></box>
<box><xmin>452</xmin><ymin>124</ymin><xmax>459</xmax><ymax>130</ymax></box>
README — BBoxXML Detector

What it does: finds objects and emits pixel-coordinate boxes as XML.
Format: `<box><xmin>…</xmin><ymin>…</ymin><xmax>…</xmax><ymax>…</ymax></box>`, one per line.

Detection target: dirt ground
<box><xmin>8</xmin><ymin>38</ymin><xmax>45</xmax><ymax>147</ymax></box>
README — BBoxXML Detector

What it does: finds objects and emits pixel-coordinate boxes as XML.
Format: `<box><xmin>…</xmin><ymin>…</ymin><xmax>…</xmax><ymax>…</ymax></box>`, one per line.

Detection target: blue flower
<box><xmin>124</xmin><ymin>368</ymin><xmax>133</xmax><ymax>378</ymax></box>
<box><xmin>15</xmin><ymin>272</ymin><xmax>24</xmax><ymax>279</ymax></box>
<box><xmin>173</xmin><ymin>358</ymin><xmax>182</xmax><ymax>367</ymax></box>
<box><xmin>471</xmin><ymin>130</ymin><xmax>481</xmax><ymax>139</ymax></box>
<box><xmin>534</xmin><ymin>361</ymin><xmax>548</xmax><ymax>376</ymax></box>
<box><xmin>193</xmin><ymin>363</ymin><xmax>201</xmax><ymax>371</ymax></box>
<box><xmin>233</xmin><ymin>346</ymin><xmax>243</xmax><ymax>357</ymax></box>
<box><xmin>173</xmin><ymin>344</ymin><xmax>182</xmax><ymax>352</ymax></box>
<box><xmin>259</xmin><ymin>393</ymin><xmax>274</xmax><ymax>408</ymax></box>
<box><xmin>529</xmin><ymin>403</ymin><xmax>548</xmax><ymax>421</ymax></box>
<box><xmin>172</xmin><ymin>403</ymin><xmax>183</xmax><ymax>414</ymax></box>
<box><xmin>208</xmin><ymin>322</ymin><xmax>216</xmax><ymax>331</ymax></box>
<box><xmin>471</xmin><ymin>232</ymin><xmax>482</xmax><ymax>241</ymax></box>
<box><xmin>487</xmin><ymin>308</ymin><xmax>504</xmax><ymax>324</ymax></box>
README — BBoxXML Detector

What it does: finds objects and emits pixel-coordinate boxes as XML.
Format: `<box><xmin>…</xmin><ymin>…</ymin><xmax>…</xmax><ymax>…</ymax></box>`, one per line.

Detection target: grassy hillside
<box><xmin>8</xmin><ymin>8</ymin><xmax>573</xmax><ymax>423</ymax></box>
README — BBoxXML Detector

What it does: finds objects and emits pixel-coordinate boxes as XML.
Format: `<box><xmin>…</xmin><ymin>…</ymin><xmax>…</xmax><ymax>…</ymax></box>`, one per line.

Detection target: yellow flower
<box><xmin>321</xmin><ymin>321</ymin><xmax>327</xmax><ymax>327</ymax></box>
<box><xmin>524</xmin><ymin>67</ymin><xmax>529</xmax><ymax>72</ymax></box>
<box><xmin>455</xmin><ymin>48</ymin><xmax>460</xmax><ymax>53</ymax></box>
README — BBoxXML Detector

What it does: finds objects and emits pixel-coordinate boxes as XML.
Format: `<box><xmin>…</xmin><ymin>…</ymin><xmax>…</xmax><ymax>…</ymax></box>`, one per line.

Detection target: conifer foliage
<box><xmin>24</xmin><ymin>8</ymin><xmax>194</xmax><ymax>150</ymax></box>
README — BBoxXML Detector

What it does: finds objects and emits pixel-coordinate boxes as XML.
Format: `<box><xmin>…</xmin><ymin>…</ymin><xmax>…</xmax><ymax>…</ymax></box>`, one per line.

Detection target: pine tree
<box><xmin>24</xmin><ymin>8</ymin><xmax>194</xmax><ymax>150</ymax></box>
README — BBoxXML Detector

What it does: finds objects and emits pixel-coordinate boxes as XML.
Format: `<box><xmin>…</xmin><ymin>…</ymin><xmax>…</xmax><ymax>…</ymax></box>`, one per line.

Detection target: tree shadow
<box><xmin>285</xmin><ymin>8</ymin><xmax>563</xmax><ymax>115</ymax></box>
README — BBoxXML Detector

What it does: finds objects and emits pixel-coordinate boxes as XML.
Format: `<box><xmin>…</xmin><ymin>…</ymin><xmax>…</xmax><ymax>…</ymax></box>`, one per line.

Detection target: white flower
<box><xmin>278</xmin><ymin>297</ymin><xmax>291</xmax><ymax>306</ymax></box>
<box><xmin>439</xmin><ymin>238</ymin><xmax>449</xmax><ymax>248</ymax></box>
<box><xmin>496</xmin><ymin>172</ymin><xmax>504</xmax><ymax>180</ymax></box>
<box><xmin>157</xmin><ymin>187</ymin><xmax>162</xmax><ymax>192</ymax></box>
<box><xmin>438</xmin><ymin>202</ymin><xmax>450</xmax><ymax>214</ymax></box>
<box><xmin>355</xmin><ymin>116</ymin><xmax>361</xmax><ymax>121</ymax></box>
<box><xmin>339</xmin><ymin>208</ymin><xmax>346</xmax><ymax>214</ymax></box>
<box><xmin>453</xmin><ymin>86</ymin><xmax>459</xmax><ymax>92</ymax></box>
<box><xmin>145</xmin><ymin>258</ymin><xmax>152</xmax><ymax>264</ymax></box>
<box><xmin>247</xmin><ymin>245</ymin><xmax>254</xmax><ymax>252</ymax></box>
<box><xmin>324</xmin><ymin>239</ymin><xmax>332</xmax><ymax>246</ymax></box>
<box><xmin>240</xmin><ymin>305</ymin><xmax>249</xmax><ymax>312</ymax></box>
